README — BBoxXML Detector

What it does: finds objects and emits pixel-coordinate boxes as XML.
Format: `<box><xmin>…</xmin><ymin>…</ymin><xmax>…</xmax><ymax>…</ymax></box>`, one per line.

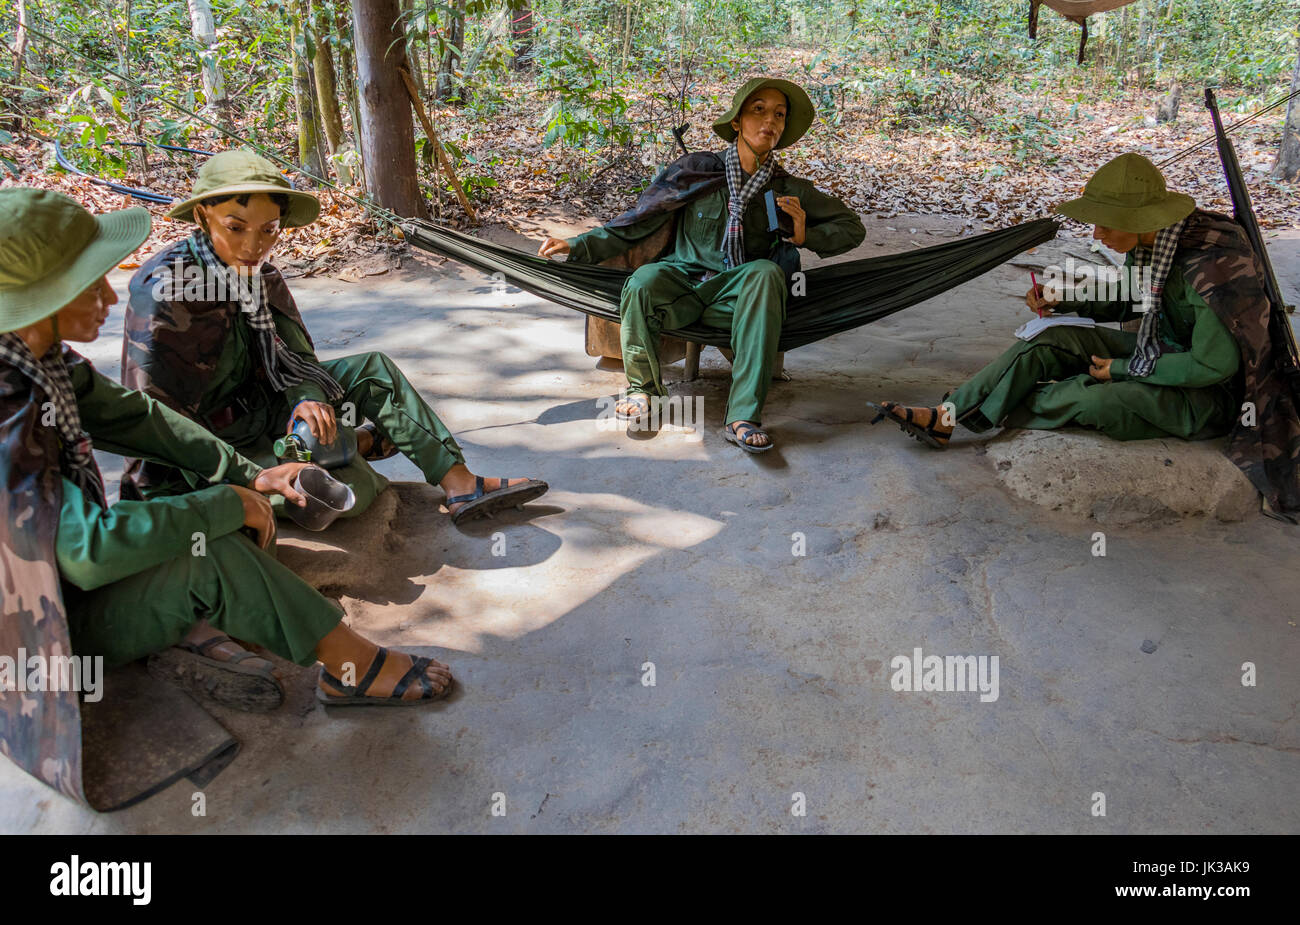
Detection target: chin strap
<box><xmin>737</xmin><ymin>133</ymin><xmax>771</xmax><ymax>169</ymax></box>
<box><xmin>50</xmin><ymin>314</ymin><xmax>60</xmax><ymax>344</ymax></box>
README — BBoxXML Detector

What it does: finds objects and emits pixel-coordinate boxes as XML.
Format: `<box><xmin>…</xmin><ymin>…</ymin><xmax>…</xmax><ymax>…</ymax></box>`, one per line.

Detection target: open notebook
<box><xmin>1014</xmin><ymin>315</ymin><xmax>1097</xmax><ymax>342</ymax></box>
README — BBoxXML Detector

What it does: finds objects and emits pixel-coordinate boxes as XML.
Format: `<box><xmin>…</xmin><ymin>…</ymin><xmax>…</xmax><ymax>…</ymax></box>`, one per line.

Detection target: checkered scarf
<box><xmin>1126</xmin><ymin>218</ymin><xmax>1188</xmax><ymax>379</ymax></box>
<box><xmin>191</xmin><ymin>231</ymin><xmax>344</xmax><ymax>401</ymax></box>
<box><xmin>721</xmin><ymin>140</ymin><xmax>777</xmax><ymax>271</ymax></box>
<box><xmin>0</xmin><ymin>333</ymin><xmax>106</xmax><ymax>507</ymax></box>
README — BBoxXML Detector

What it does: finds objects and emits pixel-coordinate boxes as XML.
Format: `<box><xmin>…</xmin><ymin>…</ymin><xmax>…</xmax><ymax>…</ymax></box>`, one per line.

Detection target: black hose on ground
<box><xmin>53</xmin><ymin>138</ymin><xmax>216</xmax><ymax>205</ymax></box>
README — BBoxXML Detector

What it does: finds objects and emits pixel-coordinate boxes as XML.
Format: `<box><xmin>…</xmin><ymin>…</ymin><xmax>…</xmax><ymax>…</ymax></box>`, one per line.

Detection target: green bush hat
<box><xmin>1057</xmin><ymin>153</ymin><xmax>1195</xmax><ymax>234</ymax></box>
<box><xmin>712</xmin><ymin>77</ymin><xmax>815</xmax><ymax>150</ymax></box>
<box><xmin>167</xmin><ymin>148</ymin><xmax>320</xmax><ymax>228</ymax></box>
<box><xmin>0</xmin><ymin>188</ymin><xmax>151</xmax><ymax>334</ymax></box>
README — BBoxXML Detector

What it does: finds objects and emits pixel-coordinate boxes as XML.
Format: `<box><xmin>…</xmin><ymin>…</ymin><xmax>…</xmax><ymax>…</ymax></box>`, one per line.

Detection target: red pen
<box><xmin>1030</xmin><ymin>271</ymin><xmax>1043</xmax><ymax>319</ymax></box>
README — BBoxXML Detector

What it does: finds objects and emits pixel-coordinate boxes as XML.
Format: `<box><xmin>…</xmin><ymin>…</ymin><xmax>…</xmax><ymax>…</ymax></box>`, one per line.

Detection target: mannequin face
<box><xmin>194</xmin><ymin>193</ymin><xmax>284</xmax><ymax>269</ymax></box>
<box><xmin>730</xmin><ymin>88</ymin><xmax>788</xmax><ymax>160</ymax></box>
<box><xmin>14</xmin><ymin>275</ymin><xmax>116</xmax><ymax>359</ymax></box>
<box><xmin>1093</xmin><ymin>225</ymin><xmax>1158</xmax><ymax>254</ymax></box>
<box><xmin>54</xmin><ymin>275</ymin><xmax>118</xmax><ymax>343</ymax></box>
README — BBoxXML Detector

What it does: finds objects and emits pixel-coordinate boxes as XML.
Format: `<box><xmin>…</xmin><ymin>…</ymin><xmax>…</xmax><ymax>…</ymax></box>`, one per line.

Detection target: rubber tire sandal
<box><xmin>447</xmin><ymin>475</ymin><xmax>550</xmax><ymax>525</ymax></box>
<box><xmin>357</xmin><ymin>421</ymin><xmax>399</xmax><ymax>461</ymax></box>
<box><xmin>147</xmin><ymin>634</ymin><xmax>284</xmax><ymax>713</ymax></box>
<box><xmin>615</xmin><ymin>393</ymin><xmax>651</xmax><ymax>425</ymax></box>
<box><xmin>724</xmin><ymin>421</ymin><xmax>774</xmax><ymax>454</ymax></box>
<box><xmin>317</xmin><ymin>646</ymin><xmax>451</xmax><ymax>707</ymax></box>
<box><xmin>866</xmin><ymin>401</ymin><xmax>950</xmax><ymax>449</ymax></box>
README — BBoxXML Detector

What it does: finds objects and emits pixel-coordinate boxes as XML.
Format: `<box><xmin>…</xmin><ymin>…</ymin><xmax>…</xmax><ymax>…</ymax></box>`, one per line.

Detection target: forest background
<box><xmin>1</xmin><ymin>0</ymin><xmax>1296</xmax><ymax>272</ymax></box>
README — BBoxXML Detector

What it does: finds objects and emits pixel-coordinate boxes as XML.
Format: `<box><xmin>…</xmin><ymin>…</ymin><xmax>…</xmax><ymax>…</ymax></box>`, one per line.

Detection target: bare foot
<box><xmin>616</xmin><ymin>394</ymin><xmax>650</xmax><ymax>419</ymax></box>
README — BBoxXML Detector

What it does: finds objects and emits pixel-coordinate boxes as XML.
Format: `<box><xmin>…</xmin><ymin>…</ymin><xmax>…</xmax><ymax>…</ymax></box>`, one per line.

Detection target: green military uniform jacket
<box><xmin>569</xmin><ymin>173</ymin><xmax>865</xmax><ymax>274</ymax></box>
<box><xmin>0</xmin><ymin>347</ymin><xmax>259</xmax><ymax>807</ymax></box>
<box><xmin>1060</xmin><ymin>256</ymin><xmax>1240</xmax><ymax>388</ymax></box>
<box><xmin>120</xmin><ymin>236</ymin><xmax>379</xmax><ymax>501</ymax></box>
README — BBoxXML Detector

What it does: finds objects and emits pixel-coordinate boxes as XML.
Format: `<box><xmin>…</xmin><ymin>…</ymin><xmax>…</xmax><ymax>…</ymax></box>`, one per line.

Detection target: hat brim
<box><xmin>713</xmin><ymin>79</ymin><xmax>815</xmax><ymax>150</ymax></box>
<box><xmin>167</xmin><ymin>182</ymin><xmax>321</xmax><ymax>228</ymax></box>
<box><xmin>0</xmin><ymin>207</ymin><xmax>152</xmax><ymax>334</ymax></box>
<box><xmin>1056</xmin><ymin>191</ymin><xmax>1196</xmax><ymax>234</ymax></box>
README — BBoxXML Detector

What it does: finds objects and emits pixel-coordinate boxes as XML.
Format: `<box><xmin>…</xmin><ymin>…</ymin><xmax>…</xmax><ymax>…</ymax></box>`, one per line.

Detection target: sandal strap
<box><xmin>360</xmin><ymin>421</ymin><xmax>398</xmax><ymax>460</ymax></box>
<box><xmin>391</xmin><ymin>655</ymin><xmax>434</xmax><ymax>700</ymax></box>
<box><xmin>446</xmin><ymin>475</ymin><xmax>487</xmax><ymax>507</ymax></box>
<box><xmin>192</xmin><ymin>634</ymin><xmax>235</xmax><ymax>657</ymax></box>
<box><xmin>730</xmin><ymin>421</ymin><xmax>766</xmax><ymax>444</ymax></box>
<box><xmin>321</xmin><ymin>646</ymin><xmax>388</xmax><ymax>697</ymax></box>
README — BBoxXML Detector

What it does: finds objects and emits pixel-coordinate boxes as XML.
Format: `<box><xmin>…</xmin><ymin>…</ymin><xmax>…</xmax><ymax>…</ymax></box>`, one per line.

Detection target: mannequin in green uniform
<box><xmin>539</xmin><ymin>78</ymin><xmax>866</xmax><ymax>452</ymax></box>
<box><xmin>868</xmin><ymin>154</ymin><xmax>1242</xmax><ymax>447</ymax></box>
<box><xmin>0</xmin><ymin>189</ymin><xmax>453</xmax><ymax>712</ymax></box>
<box><xmin>123</xmin><ymin>150</ymin><xmax>547</xmax><ymax>526</ymax></box>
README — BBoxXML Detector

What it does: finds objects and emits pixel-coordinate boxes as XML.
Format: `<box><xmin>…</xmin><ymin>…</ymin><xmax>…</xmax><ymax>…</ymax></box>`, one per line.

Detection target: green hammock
<box><xmin>403</xmin><ymin>217</ymin><xmax>1061</xmax><ymax>353</ymax></box>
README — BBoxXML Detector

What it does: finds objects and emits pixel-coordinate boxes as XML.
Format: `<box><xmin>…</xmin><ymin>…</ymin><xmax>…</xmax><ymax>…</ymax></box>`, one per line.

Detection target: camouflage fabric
<box><xmin>1179</xmin><ymin>210</ymin><xmax>1300</xmax><ymax>522</ymax></box>
<box><xmin>0</xmin><ymin>349</ymin><xmax>102</xmax><ymax>804</ymax></box>
<box><xmin>122</xmin><ymin>236</ymin><xmax>313</xmax><ymax>417</ymax></box>
<box><xmin>606</xmin><ymin>151</ymin><xmax>734</xmax><ymax>231</ymax></box>
<box><xmin>120</xmin><ymin>236</ymin><xmax>315</xmax><ymax>497</ymax></box>
<box><xmin>600</xmin><ymin>150</ymin><xmax>799</xmax><ymax>274</ymax></box>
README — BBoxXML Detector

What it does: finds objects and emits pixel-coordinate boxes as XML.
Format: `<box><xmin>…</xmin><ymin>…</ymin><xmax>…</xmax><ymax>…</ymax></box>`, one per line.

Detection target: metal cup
<box><xmin>286</xmin><ymin>466</ymin><xmax>356</xmax><ymax>531</ymax></box>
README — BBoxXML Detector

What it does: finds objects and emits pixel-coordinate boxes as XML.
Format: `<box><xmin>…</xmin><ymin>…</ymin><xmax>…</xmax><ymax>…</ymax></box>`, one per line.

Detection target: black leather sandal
<box><xmin>724</xmin><ymin>420</ymin><xmax>774</xmax><ymax>454</ymax></box>
<box><xmin>147</xmin><ymin>634</ymin><xmax>284</xmax><ymax>713</ymax></box>
<box><xmin>866</xmin><ymin>401</ymin><xmax>951</xmax><ymax>449</ymax></box>
<box><xmin>357</xmin><ymin>421</ymin><xmax>399</xmax><ymax>461</ymax></box>
<box><xmin>317</xmin><ymin>646</ymin><xmax>453</xmax><ymax>707</ymax></box>
<box><xmin>446</xmin><ymin>476</ymin><xmax>550</xmax><ymax>525</ymax></box>
<box><xmin>614</xmin><ymin>393</ymin><xmax>651</xmax><ymax>424</ymax></box>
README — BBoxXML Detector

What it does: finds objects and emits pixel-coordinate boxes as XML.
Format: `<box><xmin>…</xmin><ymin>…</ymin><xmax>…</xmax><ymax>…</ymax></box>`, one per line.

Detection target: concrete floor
<box><xmin>2</xmin><ymin>215</ymin><xmax>1298</xmax><ymax>833</ymax></box>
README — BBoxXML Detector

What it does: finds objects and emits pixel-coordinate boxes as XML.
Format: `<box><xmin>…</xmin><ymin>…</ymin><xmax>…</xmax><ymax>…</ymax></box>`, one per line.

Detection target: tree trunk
<box><xmin>336</xmin><ymin>2</ymin><xmax>363</xmax><ymax>170</ymax></box>
<box><xmin>507</xmin><ymin>0</ymin><xmax>533</xmax><ymax>70</ymax></box>
<box><xmin>186</xmin><ymin>0</ymin><xmax>228</xmax><ymax>113</ymax></box>
<box><xmin>435</xmin><ymin>0</ymin><xmax>465</xmax><ymax>101</ymax></box>
<box><xmin>13</xmin><ymin>0</ymin><xmax>33</xmax><ymax>78</ymax></box>
<box><xmin>117</xmin><ymin>1</ymin><xmax>149</xmax><ymax>178</ymax></box>
<box><xmin>1274</xmin><ymin>25</ymin><xmax>1300</xmax><ymax>182</ymax></box>
<box><xmin>461</xmin><ymin>7</ymin><xmax>509</xmax><ymax>85</ymax></box>
<box><xmin>290</xmin><ymin>0</ymin><xmax>329</xmax><ymax>181</ymax></box>
<box><xmin>400</xmin><ymin>0</ymin><xmax>426</xmax><ymax>97</ymax></box>
<box><xmin>353</xmin><ymin>0</ymin><xmax>425</xmax><ymax>217</ymax></box>
<box><xmin>312</xmin><ymin>2</ymin><xmax>345</xmax><ymax>156</ymax></box>
<box><xmin>620</xmin><ymin>1</ymin><xmax>633</xmax><ymax>70</ymax></box>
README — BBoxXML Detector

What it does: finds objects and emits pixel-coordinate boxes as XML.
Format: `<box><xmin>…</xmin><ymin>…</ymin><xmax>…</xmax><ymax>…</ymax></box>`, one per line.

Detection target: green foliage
<box><xmin>538</xmin><ymin>43</ymin><xmax>633</xmax><ymax>151</ymax></box>
<box><xmin>0</xmin><ymin>0</ymin><xmax>1292</xmax><ymax>200</ymax></box>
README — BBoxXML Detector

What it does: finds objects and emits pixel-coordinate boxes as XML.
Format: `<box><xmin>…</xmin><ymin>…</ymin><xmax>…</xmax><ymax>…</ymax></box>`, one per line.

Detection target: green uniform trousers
<box><xmin>947</xmin><ymin>326</ymin><xmax>1236</xmax><ymax>441</ymax></box>
<box><xmin>619</xmin><ymin>259</ymin><xmax>787</xmax><ymax>425</ymax></box>
<box><xmin>224</xmin><ymin>351</ymin><xmax>466</xmax><ymax>519</ymax></box>
<box><xmin>64</xmin><ymin>532</ymin><xmax>343</xmax><ymax>668</ymax></box>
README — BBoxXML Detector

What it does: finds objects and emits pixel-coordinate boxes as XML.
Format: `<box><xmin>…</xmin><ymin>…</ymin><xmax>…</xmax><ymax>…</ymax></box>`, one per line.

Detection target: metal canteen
<box><xmin>274</xmin><ymin>418</ymin><xmax>358</xmax><ymax>468</ymax></box>
<box><xmin>287</xmin><ymin>465</ymin><xmax>356</xmax><ymax>531</ymax></box>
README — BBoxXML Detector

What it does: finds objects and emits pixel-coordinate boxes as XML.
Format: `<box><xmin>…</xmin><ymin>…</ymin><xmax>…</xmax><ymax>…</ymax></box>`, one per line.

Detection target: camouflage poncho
<box><xmin>120</xmin><ymin>236</ymin><xmax>320</xmax><ymax>497</ymax></box>
<box><xmin>593</xmin><ymin>150</ymin><xmax>797</xmax><ymax>274</ymax></box>
<box><xmin>121</xmin><ymin>236</ymin><xmax>316</xmax><ymax>418</ymax></box>
<box><xmin>1180</xmin><ymin>210</ymin><xmax>1300</xmax><ymax>521</ymax></box>
<box><xmin>0</xmin><ymin>349</ymin><xmax>100</xmax><ymax>804</ymax></box>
